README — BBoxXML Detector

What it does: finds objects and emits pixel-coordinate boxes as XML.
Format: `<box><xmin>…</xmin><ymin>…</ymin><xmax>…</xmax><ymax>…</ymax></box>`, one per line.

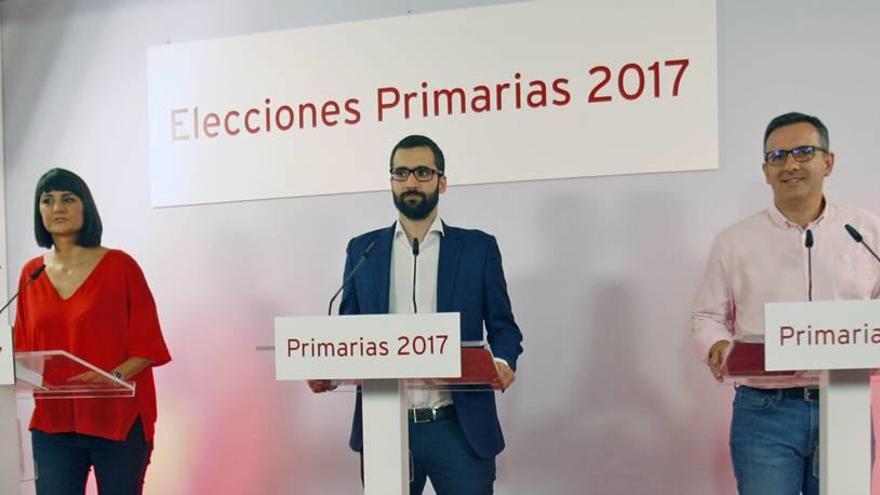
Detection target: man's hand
<box><xmin>707</xmin><ymin>340</ymin><xmax>732</xmax><ymax>382</ymax></box>
<box><xmin>307</xmin><ymin>379</ymin><xmax>336</xmax><ymax>393</ymax></box>
<box><xmin>493</xmin><ymin>361</ymin><xmax>516</xmax><ymax>391</ymax></box>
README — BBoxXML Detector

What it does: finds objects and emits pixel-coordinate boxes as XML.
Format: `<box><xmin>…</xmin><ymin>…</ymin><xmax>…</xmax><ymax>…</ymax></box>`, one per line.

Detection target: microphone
<box><xmin>0</xmin><ymin>265</ymin><xmax>46</xmax><ymax>316</ymax></box>
<box><xmin>411</xmin><ymin>237</ymin><xmax>419</xmax><ymax>314</ymax></box>
<box><xmin>805</xmin><ymin>229</ymin><xmax>814</xmax><ymax>301</ymax></box>
<box><xmin>844</xmin><ymin>224</ymin><xmax>880</xmax><ymax>264</ymax></box>
<box><xmin>327</xmin><ymin>240</ymin><xmax>377</xmax><ymax>315</ymax></box>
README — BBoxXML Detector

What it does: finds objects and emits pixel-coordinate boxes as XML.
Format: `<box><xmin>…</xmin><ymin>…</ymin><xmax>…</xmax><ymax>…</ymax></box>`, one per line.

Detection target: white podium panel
<box><xmin>765</xmin><ymin>300</ymin><xmax>880</xmax><ymax>371</ymax></box>
<box><xmin>274</xmin><ymin>313</ymin><xmax>461</xmax><ymax>380</ymax></box>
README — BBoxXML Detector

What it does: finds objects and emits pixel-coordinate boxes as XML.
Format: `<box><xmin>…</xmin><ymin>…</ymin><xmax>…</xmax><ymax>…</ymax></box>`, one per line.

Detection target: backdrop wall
<box><xmin>2</xmin><ymin>1</ymin><xmax>879</xmax><ymax>494</ymax></box>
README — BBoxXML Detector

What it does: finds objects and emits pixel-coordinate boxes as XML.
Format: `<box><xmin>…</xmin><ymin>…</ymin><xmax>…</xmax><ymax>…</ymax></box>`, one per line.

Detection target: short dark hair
<box><xmin>389</xmin><ymin>135</ymin><xmax>445</xmax><ymax>173</ymax></box>
<box><xmin>34</xmin><ymin>168</ymin><xmax>103</xmax><ymax>248</ymax></box>
<box><xmin>764</xmin><ymin>112</ymin><xmax>830</xmax><ymax>151</ymax></box>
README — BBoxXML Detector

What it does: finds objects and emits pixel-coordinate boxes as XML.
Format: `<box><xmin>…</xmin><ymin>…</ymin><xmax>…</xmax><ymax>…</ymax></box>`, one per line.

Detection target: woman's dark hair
<box><xmin>34</xmin><ymin>168</ymin><xmax>103</xmax><ymax>248</ymax></box>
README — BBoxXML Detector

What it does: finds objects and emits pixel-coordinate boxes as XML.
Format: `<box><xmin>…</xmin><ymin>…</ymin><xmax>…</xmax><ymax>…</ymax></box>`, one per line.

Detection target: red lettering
<box><xmin>287</xmin><ymin>338</ymin><xmax>301</xmax><ymax>357</ymax></box>
<box><xmin>193</xmin><ymin>106</ymin><xmax>200</xmax><ymax>139</ymax></box>
<box><xmin>244</xmin><ymin>108</ymin><xmax>261</xmax><ymax>134</ymax></box>
<box><xmin>171</xmin><ymin>109</ymin><xmax>190</xmax><ymax>140</ymax></box>
<box><xmin>203</xmin><ymin>112</ymin><xmax>221</xmax><ymax>138</ymax></box>
<box><xmin>588</xmin><ymin>66</ymin><xmax>613</xmax><ymax>103</ymax></box>
<box><xmin>420</xmin><ymin>81</ymin><xmax>429</xmax><ymax>118</ymax></box>
<box><xmin>618</xmin><ymin>63</ymin><xmax>645</xmax><ymax>100</ymax></box>
<box><xmin>344</xmin><ymin>98</ymin><xmax>361</xmax><ymax>124</ymax></box>
<box><xmin>526</xmin><ymin>80</ymin><xmax>548</xmax><ymax>108</ymax></box>
<box><xmin>298</xmin><ymin>103</ymin><xmax>317</xmax><ymax>129</ymax></box>
<box><xmin>321</xmin><ymin>101</ymin><xmax>340</xmax><ymax>127</ymax></box>
<box><xmin>275</xmin><ymin>106</ymin><xmax>294</xmax><ymax>131</ymax></box>
<box><xmin>403</xmin><ymin>91</ymin><xmax>418</xmax><ymax>120</ymax></box>
<box><xmin>377</xmin><ymin>87</ymin><xmax>400</xmax><ymax>122</ymax></box>
<box><xmin>264</xmin><ymin>98</ymin><xmax>272</xmax><ymax>132</ymax></box>
<box><xmin>779</xmin><ymin>326</ymin><xmax>794</xmax><ymax>346</ymax></box>
<box><xmin>495</xmin><ymin>82</ymin><xmax>510</xmax><ymax>111</ymax></box>
<box><xmin>551</xmin><ymin>78</ymin><xmax>571</xmax><ymax>106</ymax></box>
<box><xmin>513</xmin><ymin>73</ymin><xmax>523</xmax><ymax>109</ymax></box>
<box><xmin>224</xmin><ymin>110</ymin><xmax>240</xmax><ymax>135</ymax></box>
<box><xmin>665</xmin><ymin>59</ymin><xmax>689</xmax><ymax>96</ymax></box>
<box><xmin>433</xmin><ymin>88</ymin><xmax>467</xmax><ymax>116</ymax></box>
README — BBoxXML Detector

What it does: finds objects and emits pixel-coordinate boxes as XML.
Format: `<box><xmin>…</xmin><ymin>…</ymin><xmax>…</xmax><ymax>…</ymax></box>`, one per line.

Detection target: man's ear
<box><xmin>823</xmin><ymin>151</ymin><xmax>835</xmax><ymax>177</ymax></box>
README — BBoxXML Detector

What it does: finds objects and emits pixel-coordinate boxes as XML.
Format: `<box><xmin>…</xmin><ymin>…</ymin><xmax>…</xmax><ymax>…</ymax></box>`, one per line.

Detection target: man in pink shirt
<box><xmin>691</xmin><ymin>112</ymin><xmax>880</xmax><ymax>495</ymax></box>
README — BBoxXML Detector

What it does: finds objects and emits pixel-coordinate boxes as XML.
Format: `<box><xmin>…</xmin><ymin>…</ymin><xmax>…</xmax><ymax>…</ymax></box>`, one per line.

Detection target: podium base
<box><xmin>362</xmin><ymin>379</ymin><xmax>409</xmax><ymax>495</ymax></box>
<box><xmin>820</xmin><ymin>369</ymin><xmax>871</xmax><ymax>495</ymax></box>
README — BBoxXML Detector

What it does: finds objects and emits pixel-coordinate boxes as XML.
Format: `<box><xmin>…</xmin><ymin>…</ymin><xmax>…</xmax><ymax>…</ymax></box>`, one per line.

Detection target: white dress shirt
<box><xmin>389</xmin><ymin>216</ymin><xmax>453</xmax><ymax>410</ymax></box>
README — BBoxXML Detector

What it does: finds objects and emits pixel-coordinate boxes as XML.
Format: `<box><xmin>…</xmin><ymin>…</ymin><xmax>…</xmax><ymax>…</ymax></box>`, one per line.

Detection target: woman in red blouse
<box><xmin>14</xmin><ymin>168</ymin><xmax>171</xmax><ymax>494</ymax></box>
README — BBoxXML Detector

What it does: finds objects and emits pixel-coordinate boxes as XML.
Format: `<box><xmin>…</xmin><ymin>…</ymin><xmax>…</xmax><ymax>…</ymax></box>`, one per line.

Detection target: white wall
<box><xmin>2</xmin><ymin>1</ymin><xmax>879</xmax><ymax>494</ymax></box>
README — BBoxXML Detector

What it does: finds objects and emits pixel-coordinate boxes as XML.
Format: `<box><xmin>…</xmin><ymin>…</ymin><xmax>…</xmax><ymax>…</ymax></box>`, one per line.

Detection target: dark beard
<box><xmin>393</xmin><ymin>188</ymin><xmax>439</xmax><ymax>220</ymax></box>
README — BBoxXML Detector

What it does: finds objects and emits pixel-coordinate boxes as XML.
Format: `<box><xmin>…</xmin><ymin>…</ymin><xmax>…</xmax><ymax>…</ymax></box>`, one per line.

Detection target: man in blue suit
<box><xmin>309</xmin><ymin>134</ymin><xmax>523</xmax><ymax>494</ymax></box>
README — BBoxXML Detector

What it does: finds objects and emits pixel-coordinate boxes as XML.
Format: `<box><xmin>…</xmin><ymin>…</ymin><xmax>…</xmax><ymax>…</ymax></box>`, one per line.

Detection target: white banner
<box><xmin>764</xmin><ymin>300</ymin><xmax>880</xmax><ymax>371</ymax></box>
<box><xmin>148</xmin><ymin>0</ymin><xmax>718</xmax><ymax>207</ymax></box>
<box><xmin>274</xmin><ymin>313</ymin><xmax>461</xmax><ymax>380</ymax></box>
<box><xmin>0</xmin><ymin>325</ymin><xmax>12</xmax><ymax>385</ymax></box>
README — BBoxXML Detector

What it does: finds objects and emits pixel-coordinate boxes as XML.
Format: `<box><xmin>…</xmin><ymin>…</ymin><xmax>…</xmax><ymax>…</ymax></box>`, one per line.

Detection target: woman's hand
<box><xmin>67</xmin><ymin>370</ymin><xmax>112</xmax><ymax>384</ymax></box>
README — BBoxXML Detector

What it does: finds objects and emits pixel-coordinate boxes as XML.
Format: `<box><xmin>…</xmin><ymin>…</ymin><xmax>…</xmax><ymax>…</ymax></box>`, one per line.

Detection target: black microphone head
<box><xmin>805</xmin><ymin>229</ymin><xmax>814</xmax><ymax>248</ymax></box>
<box><xmin>411</xmin><ymin>237</ymin><xmax>420</xmax><ymax>256</ymax></box>
<box><xmin>845</xmin><ymin>224</ymin><xmax>864</xmax><ymax>243</ymax></box>
<box><xmin>30</xmin><ymin>264</ymin><xmax>47</xmax><ymax>280</ymax></box>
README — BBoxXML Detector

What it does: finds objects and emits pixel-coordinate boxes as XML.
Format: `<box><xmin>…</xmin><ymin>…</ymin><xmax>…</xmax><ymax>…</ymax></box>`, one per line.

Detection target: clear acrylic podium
<box><xmin>14</xmin><ymin>351</ymin><xmax>136</xmax><ymax>399</ymax></box>
<box><xmin>0</xmin><ymin>349</ymin><xmax>135</xmax><ymax>492</ymax></box>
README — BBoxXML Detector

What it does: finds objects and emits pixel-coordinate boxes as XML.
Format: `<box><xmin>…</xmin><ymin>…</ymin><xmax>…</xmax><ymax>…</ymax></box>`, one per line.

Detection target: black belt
<box><xmin>747</xmin><ymin>386</ymin><xmax>819</xmax><ymax>402</ymax></box>
<box><xmin>409</xmin><ymin>405</ymin><xmax>455</xmax><ymax>424</ymax></box>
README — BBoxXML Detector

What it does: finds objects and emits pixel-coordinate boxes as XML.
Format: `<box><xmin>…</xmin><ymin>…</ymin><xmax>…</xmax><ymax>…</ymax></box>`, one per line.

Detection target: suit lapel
<box><xmin>372</xmin><ymin>223</ymin><xmax>396</xmax><ymax>313</ymax></box>
<box><xmin>437</xmin><ymin>223</ymin><xmax>463</xmax><ymax>313</ymax></box>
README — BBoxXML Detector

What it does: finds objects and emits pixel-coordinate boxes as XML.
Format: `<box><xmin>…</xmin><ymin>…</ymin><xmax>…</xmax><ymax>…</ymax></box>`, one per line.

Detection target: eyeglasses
<box><xmin>764</xmin><ymin>145</ymin><xmax>828</xmax><ymax>167</ymax></box>
<box><xmin>390</xmin><ymin>166</ymin><xmax>443</xmax><ymax>182</ymax></box>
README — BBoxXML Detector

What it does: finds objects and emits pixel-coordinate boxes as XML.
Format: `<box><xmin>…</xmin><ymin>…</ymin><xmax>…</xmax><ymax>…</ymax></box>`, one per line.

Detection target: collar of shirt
<box><xmin>767</xmin><ymin>196</ymin><xmax>836</xmax><ymax>230</ymax></box>
<box><xmin>393</xmin><ymin>215</ymin><xmax>445</xmax><ymax>245</ymax></box>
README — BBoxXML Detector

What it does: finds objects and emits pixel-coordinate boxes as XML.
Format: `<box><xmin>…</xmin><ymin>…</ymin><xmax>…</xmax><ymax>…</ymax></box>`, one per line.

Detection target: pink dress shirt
<box><xmin>691</xmin><ymin>200</ymin><xmax>880</xmax><ymax>388</ymax></box>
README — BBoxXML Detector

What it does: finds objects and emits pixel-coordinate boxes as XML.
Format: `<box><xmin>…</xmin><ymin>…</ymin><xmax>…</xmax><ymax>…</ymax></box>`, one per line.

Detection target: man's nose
<box><xmin>404</xmin><ymin>173</ymin><xmax>421</xmax><ymax>187</ymax></box>
<box><xmin>781</xmin><ymin>154</ymin><xmax>802</xmax><ymax>171</ymax></box>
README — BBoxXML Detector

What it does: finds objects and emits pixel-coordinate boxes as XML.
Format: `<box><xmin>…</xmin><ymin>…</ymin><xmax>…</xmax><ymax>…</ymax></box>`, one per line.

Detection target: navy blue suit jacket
<box><xmin>341</xmin><ymin>222</ymin><xmax>523</xmax><ymax>459</ymax></box>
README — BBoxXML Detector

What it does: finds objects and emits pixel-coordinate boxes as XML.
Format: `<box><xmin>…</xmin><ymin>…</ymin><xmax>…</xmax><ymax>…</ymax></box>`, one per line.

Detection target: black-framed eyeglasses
<box><xmin>390</xmin><ymin>166</ymin><xmax>443</xmax><ymax>182</ymax></box>
<box><xmin>764</xmin><ymin>145</ymin><xmax>828</xmax><ymax>167</ymax></box>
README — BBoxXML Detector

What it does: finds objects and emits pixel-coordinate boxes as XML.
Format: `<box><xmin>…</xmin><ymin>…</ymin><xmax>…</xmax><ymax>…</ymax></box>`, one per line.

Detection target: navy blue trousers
<box><xmin>32</xmin><ymin>417</ymin><xmax>153</xmax><ymax>495</ymax></box>
<box><xmin>408</xmin><ymin>411</ymin><xmax>496</xmax><ymax>495</ymax></box>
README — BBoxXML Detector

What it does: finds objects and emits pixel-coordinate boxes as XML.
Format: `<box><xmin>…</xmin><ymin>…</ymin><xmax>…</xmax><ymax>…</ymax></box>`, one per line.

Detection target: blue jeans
<box><xmin>730</xmin><ymin>386</ymin><xmax>819</xmax><ymax>495</ymax></box>
<box><xmin>32</xmin><ymin>417</ymin><xmax>153</xmax><ymax>495</ymax></box>
<box><xmin>409</xmin><ymin>410</ymin><xmax>496</xmax><ymax>495</ymax></box>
